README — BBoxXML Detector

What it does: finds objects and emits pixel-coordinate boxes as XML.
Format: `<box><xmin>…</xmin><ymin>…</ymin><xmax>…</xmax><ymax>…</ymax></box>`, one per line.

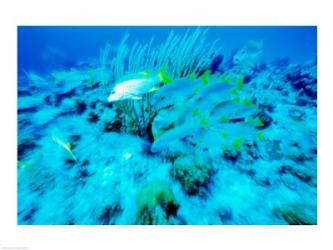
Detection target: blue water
<box><xmin>17</xmin><ymin>26</ymin><xmax>317</xmax><ymax>225</ymax></box>
<box><xmin>18</xmin><ymin>26</ymin><xmax>316</xmax><ymax>76</ymax></box>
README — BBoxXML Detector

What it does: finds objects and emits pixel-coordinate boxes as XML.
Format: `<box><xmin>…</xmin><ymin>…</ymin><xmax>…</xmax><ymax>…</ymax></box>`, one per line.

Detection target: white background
<box><xmin>0</xmin><ymin>0</ymin><xmax>332</xmax><ymax>249</ymax></box>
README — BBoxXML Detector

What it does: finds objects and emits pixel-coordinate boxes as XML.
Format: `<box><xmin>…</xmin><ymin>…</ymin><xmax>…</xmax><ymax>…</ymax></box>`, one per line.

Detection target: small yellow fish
<box><xmin>52</xmin><ymin>135</ymin><xmax>77</xmax><ymax>161</ymax></box>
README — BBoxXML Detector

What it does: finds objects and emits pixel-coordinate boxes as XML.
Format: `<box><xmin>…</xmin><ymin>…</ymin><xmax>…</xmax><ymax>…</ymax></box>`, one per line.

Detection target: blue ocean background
<box><xmin>18</xmin><ymin>26</ymin><xmax>316</xmax><ymax>77</ymax></box>
<box><xmin>17</xmin><ymin>26</ymin><xmax>317</xmax><ymax>225</ymax></box>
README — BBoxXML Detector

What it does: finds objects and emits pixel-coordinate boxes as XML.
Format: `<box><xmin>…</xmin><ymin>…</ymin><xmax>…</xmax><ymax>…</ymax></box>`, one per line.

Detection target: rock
<box><xmin>286</xmin><ymin>67</ymin><xmax>302</xmax><ymax>82</ymax></box>
<box><xmin>237</xmin><ymin>163</ymin><xmax>256</xmax><ymax>178</ymax></box>
<box><xmin>278</xmin><ymin>165</ymin><xmax>314</xmax><ymax>184</ymax></box>
<box><xmin>286</xmin><ymin>65</ymin><xmax>317</xmax><ymax>99</ymax></box>
<box><xmin>80</xmin><ymin>159</ymin><xmax>90</xmax><ymax>167</ymax></box>
<box><xmin>218</xmin><ymin>207</ymin><xmax>233</xmax><ymax>223</ymax></box>
<box><xmin>253</xmin><ymin>164</ymin><xmax>280</xmax><ymax>187</ymax></box>
<box><xmin>303</xmin><ymin>84</ymin><xmax>317</xmax><ymax>98</ymax></box>
<box><xmin>44</xmin><ymin>94</ymin><xmax>60</xmax><ymax>106</ymax></box>
<box><xmin>256</xmin><ymin>110</ymin><xmax>272</xmax><ymax>129</ymax></box>
<box><xmin>65</xmin><ymin>158</ymin><xmax>76</xmax><ymax>167</ymax></box>
<box><xmin>243</xmin><ymin>141</ymin><xmax>260</xmax><ymax>160</ymax></box>
<box><xmin>66</xmin><ymin>219</ymin><xmax>75</xmax><ymax>225</ymax></box>
<box><xmin>265</xmin><ymin>140</ymin><xmax>283</xmax><ymax>160</ymax></box>
<box><xmin>98</xmin><ymin>204</ymin><xmax>122</xmax><ymax>225</ymax></box>
<box><xmin>286</xmin><ymin>148</ymin><xmax>312</xmax><ymax>162</ymax></box>
<box><xmin>69</xmin><ymin>134</ymin><xmax>81</xmax><ymax>143</ymax></box>
<box><xmin>21</xmin><ymin>206</ymin><xmax>38</xmax><ymax>223</ymax></box>
<box><xmin>273</xmin><ymin>205</ymin><xmax>316</xmax><ymax>225</ymax></box>
<box><xmin>288</xmin><ymin>108</ymin><xmax>305</xmax><ymax>121</ymax></box>
<box><xmin>172</xmin><ymin>154</ymin><xmax>212</xmax><ymax>195</ymax></box>
<box><xmin>56</xmin><ymin>88</ymin><xmax>77</xmax><ymax>101</ymax></box>
<box><xmin>258</xmin><ymin>103</ymin><xmax>274</xmax><ymax>113</ymax></box>
<box><xmin>103</xmin><ymin>101</ymin><xmax>113</xmax><ymax>109</ymax></box>
<box><xmin>222</xmin><ymin>148</ymin><xmax>240</xmax><ymax>162</ymax></box>
<box><xmin>256</xmin><ymin>178</ymin><xmax>272</xmax><ymax>186</ymax></box>
<box><xmin>243</xmin><ymin>75</ymin><xmax>252</xmax><ymax>84</ymax></box>
<box><xmin>104</xmin><ymin>120</ymin><xmax>122</xmax><ymax>133</ymax></box>
<box><xmin>59</xmin><ymin>98</ymin><xmax>77</xmax><ymax>113</ymax></box>
<box><xmin>99</xmin><ymin>108</ymin><xmax>117</xmax><ymax>123</ymax></box>
<box><xmin>18</xmin><ymin>89</ymin><xmax>32</xmax><ymax>96</ymax></box>
<box><xmin>90</xmin><ymin>101</ymin><xmax>97</xmax><ymax>109</ymax></box>
<box><xmin>75</xmin><ymin>100</ymin><xmax>87</xmax><ymax>114</ymax></box>
<box><xmin>18</xmin><ymin>95</ymin><xmax>45</xmax><ymax>111</ymax></box>
<box><xmin>296</xmin><ymin>97</ymin><xmax>309</xmax><ymax>106</ymax></box>
<box><xmin>18</xmin><ymin>139</ymin><xmax>38</xmax><ymax>160</ymax></box>
<box><xmin>136</xmin><ymin>182</ymin><xmax>180</xmax><ymax>225</ymax></box>
<box><xmin>18</xmin><ymin>106</ymin><xmax>39</xmax><ymax>114</ymax></box>
<box><xmin>86</xmin><ymin>112</ymin><xmax>99</xmax><ymax>123</ymax></box>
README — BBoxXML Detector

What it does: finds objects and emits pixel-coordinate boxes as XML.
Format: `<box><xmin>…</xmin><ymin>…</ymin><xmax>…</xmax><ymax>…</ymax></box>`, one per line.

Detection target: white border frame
<box><xmin>1</xmin><ymin>0</ymin><xmax>332</xmax><ymax>249</ymax></box>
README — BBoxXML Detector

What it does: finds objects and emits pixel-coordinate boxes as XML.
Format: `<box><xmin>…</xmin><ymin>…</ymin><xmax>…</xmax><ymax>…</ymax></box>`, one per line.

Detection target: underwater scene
<box><xmin>18</xmin><ymin>26</ymin><xmax>317</xmax><ymax>225</ymax></box>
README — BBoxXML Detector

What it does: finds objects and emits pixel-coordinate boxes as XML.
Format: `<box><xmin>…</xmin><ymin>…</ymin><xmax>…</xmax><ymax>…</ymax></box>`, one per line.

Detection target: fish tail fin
<box><xmin>158</xmin><ymin>66</ymin><xmax>173</xmax><ymax>84</ymax></box>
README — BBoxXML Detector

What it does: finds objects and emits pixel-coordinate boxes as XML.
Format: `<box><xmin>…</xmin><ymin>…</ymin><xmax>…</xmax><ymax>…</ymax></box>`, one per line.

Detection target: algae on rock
<box><xmin>135</xmin><ymin>182</ymin><xmax>180</xmax><ymax>225</ymax></box>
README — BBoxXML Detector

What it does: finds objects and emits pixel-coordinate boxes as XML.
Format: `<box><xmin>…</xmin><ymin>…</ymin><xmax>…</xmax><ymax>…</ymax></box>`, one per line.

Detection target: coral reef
<box><xmin>135</xmin><ymin>182</ymin><xmax>180</xmax><ymax>225</ymax></box>
<box><xmin>172</xmin><ymin>155</ymin><xmax>213</xmax><ymax>195</ymax></box>
<box><xmin>17</xmin><ymin>28</ymin><xmax>317</xmax><ymax>225</ymax></box>
<box><xmin>273</xmin><ymin>204</ymin><xmax>317</xmax><ymax>225</ymax></box>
